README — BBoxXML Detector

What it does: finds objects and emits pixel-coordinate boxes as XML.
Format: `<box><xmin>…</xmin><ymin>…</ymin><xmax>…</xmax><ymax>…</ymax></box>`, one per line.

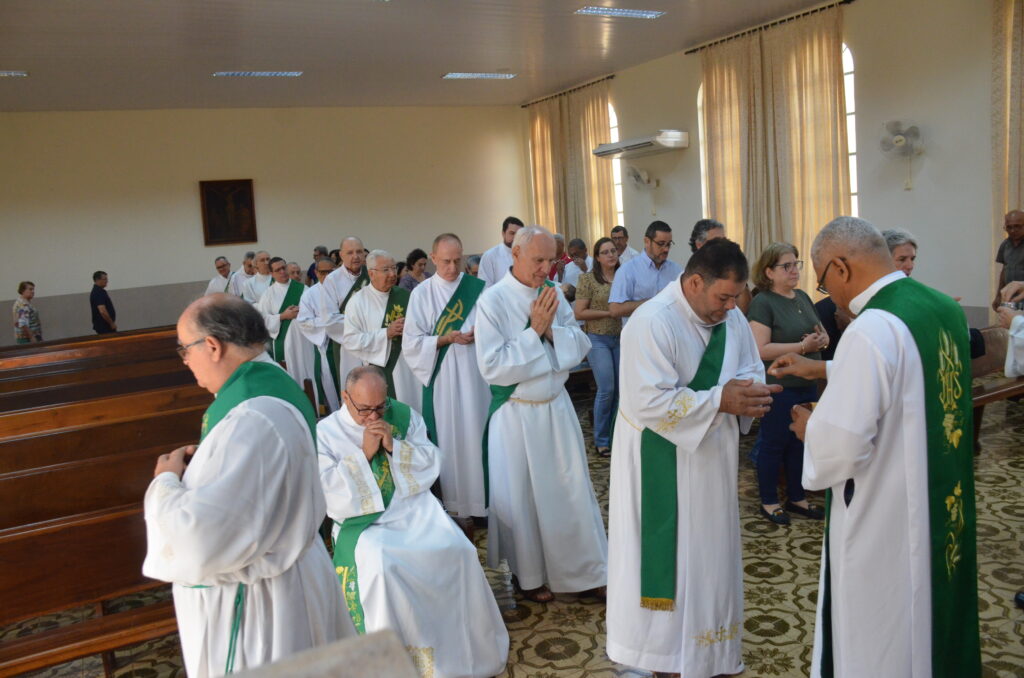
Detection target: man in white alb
<box><xmin>607</xmin><ymin>238</ymin><xmax>775</xmax><ymax>678</ymax></box>
<box><xmin>204</xmin><ymin>256</ymin><xmax>234</xmax><ymax>296</ymax></box>
<box><xmin>402</xmin><ymin>233</ymin><xmax>491</xmax><ymax>519</ymax></box>
<box><xmin>342</xmin><ymin>249</ymin><xmax>422</xmax><ymax>411</ymax></box>
<box><xmin>296</xmin><ymin>257</ymin><xmax>341</xmax><ymax>413</ymax></box>
<box><xmin>317</xmin><ymin>366</ymin><xmax>509</xmax><ymax>678</ymax></box>
<box><xmin>143</xmin><ymin>294</ymin><xmax>352</xmax><ymax>677</ymax></box>
<box><xmin>321</xmin><ymin>236</ymin><xmax>371</xmax><ymax>394</ymax></box>
<box><xmin>229</xmin><ymin>251</ymin><xmax>255</xmax><ymax>297</ymax></box>
<box><xmin>478</xmin><ymin>216</ymin><xmax>523</xmax><ymax>287</ymax></box>
<box><xmin>242</xmin><ymin>250</ymin><xmax>273</xmax><ymax>304</ymax></box>
<box><xmin>255</xmin><ymin>256</ymin><xmax>317</xmax><ymax>391</ymax></box>
<box><xmin>475</xmin><ymin>225</ymin><xmax>608</xmax><ymax>603</ymax></box>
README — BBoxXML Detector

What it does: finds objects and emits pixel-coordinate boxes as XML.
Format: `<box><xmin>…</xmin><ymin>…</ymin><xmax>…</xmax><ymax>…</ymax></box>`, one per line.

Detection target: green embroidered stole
<box><xmin>271</xmin><ymin>280</ymin><xmax>305</xmax><ymax>364</ymax></box>
<box><xmin>421</xmin><ymin>274</ymin><xmax>486</xmax><ymax>443</ymax></box>
<box><xmin>480</xmin><ymin>280</ymin><xmax>555</xmax><ymax>506</ymax></box>
<box><xmin>198</xmin><ymin>359</ymin><xmax>319</xmax><ymax>674</ymax></box>
<box><xmin>331</xmin><ymin>399</ymin><xmax>412</xmax><ymax>634</ymax></box>
<box><xmin>639</xmin><ymin>321</ymin><xmax>727</xmax><ymax>611</ymax></box>
<box><xmin>224</xmin><ymin>272</ymin><xmax>233</xmax><ymax>293</ymax></box>
<box><xmin>380</xmin><ymin>286</ymin><xmax>411</xmax><ymax>399</ymax></box>
<box><xmin>339</xmin><ymin>267</ymin><xmax>370</xmax><ymax>314</ymax></box>
<box><xmin>818</xmin><ymin>277</ymin><xmax>979</xmax><ymax>678</ymax></box>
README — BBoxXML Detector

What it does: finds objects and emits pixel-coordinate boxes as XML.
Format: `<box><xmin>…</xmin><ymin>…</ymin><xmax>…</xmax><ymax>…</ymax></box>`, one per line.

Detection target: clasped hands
<box><xmin>361</xmin><ymin>420</ymin><xmax>394</xmax><ymax>461</ymax></box>
<box><xmin>439</xmin><ymin>328</ymin><xmax>474</xmax><ymax>347</ymax></box>
<box><xmin>718</xmin><ymin>379</ymin><xmax>783</xmax><ymax>418</ymax></box>
<box><xmin>280</xmin><ymin>305</ymin><xmax>300</xmax><ymax>320</ymax></box>
<box><xmin>387</xmin><ymin>317</ymin><xmax>405</xmax><ymax>339</ymax></box>
<box><xmin>153</xmin><ymin>444</ymin><xmax>197</xmax><ymax>479</ymax></box>
<box><xmin>530</xmin><ymin>286</ymin><xmax>559</xmax><ymax>341</ymax></box>
<box><xmin>997</xmin><ymin>281</ymin><xmax>1024</xmax><ymax>329</ymax></box>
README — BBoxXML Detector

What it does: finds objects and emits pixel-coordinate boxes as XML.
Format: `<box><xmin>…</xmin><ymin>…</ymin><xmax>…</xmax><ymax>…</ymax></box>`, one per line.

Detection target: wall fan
<box><xmin>880</xmin><ymin>121</ymin><xmax>923</xmax><ymax>190</ymax></box>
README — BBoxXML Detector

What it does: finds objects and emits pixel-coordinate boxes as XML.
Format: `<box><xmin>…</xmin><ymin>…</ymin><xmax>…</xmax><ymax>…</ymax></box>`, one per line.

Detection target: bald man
<box><xmin>993</xmin><ymin>209</ymin><xmax>1024</xmax><ymax>311</ymax></box>
<box><xmin>242</xmin><ymin>250</ymin><xmax>273</xmax><ymax>303</ymax></box>
<box><xmin>319</xmin><ymin>237</ymin><xmax>370</xmax><ymax>396</ymax></box>
<box><xmin>143</xmin><ymin>294</ymin><xmax>352</xmax><ymax>676</ymax></box>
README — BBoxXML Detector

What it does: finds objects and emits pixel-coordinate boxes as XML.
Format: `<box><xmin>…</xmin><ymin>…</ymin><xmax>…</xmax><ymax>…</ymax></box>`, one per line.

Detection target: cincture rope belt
<box><xmin>617</xmin><ymin>409</ymin><xmax>642</xmax><ymax>431</ymax></box>
<box><xmin>508</xmin><ymin>395</ymin><xmax>558</xmax><ymax>405</ymax></box>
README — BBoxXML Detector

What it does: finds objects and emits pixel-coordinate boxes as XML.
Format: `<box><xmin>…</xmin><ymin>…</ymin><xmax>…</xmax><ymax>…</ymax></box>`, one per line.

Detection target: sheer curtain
<box><xmin>993</xmin><ymin>0</ymin><xmax>1024</xmax><ymax>259</ymax></box>
<box><xmin>528</xmin><ymin>79</ymin><xmax>616</xmax><ymax>246</ymax></box>
<box><xmin>701</xmin><ymin>8</ymin><xmax>849</xmax><ymax>295</ymax></box>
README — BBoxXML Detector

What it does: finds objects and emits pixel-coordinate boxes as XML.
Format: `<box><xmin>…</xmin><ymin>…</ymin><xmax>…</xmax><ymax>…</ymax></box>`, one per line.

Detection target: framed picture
<box><xmin>199</xmin><ymin>179</ymin><xmax>258</xmax><ymax>246</ymax></box>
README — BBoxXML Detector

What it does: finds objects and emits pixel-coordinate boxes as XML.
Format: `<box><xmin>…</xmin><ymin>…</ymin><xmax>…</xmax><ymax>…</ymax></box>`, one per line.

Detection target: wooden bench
<box><xmin>0</xmin><ymin>369</ymin><xmax>196</xmax><ymax>413</ymax></box>
<box><xmin>0</xmin><ymin>330</ymin><xmax>177</xmax><ymax>371</ymax></box>
<box><xmin>0</xmin><ymin>506</ymin><xmax>177</xmax><ymax>677</ymax></box>
<box><xmin>0</xmin><ymin>326</ymin><xmax>173</xmax><ymax>357</ymax></box>
<box><xmin>0</xmin><ymin>351</ymin><xmax>185</xmax><ymax>394</ymax></box>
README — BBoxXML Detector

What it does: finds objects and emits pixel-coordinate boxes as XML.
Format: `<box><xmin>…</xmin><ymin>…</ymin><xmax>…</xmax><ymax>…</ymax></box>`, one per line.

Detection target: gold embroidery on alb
<box><xmin>406</xmin><ymin>646</ymin><xmax>436</xmax><ymax>678</ymax></box>
<box><xmin>655</xmin><ymin>393</ymin><xmax>696</xmax><ymax>433</ymax></box>
<box><xmin>694</xmin><ymin>622</ymin><xmax>740</xmax><ymax>648</ymax></box>
<box><xmin>936</xmin><ymin>330</ymin><xmax>964</xmax><ymax>449</ymax></box>
<box><xmin>944</xmin><ymin>481</ymin><xmax>965</xmax><ymax>580</ymax></box>
<box><xmin>385</xmin><ymin>304</ymin><xmax>406</xmax><ymax>324</ymax></box>
<box><xmin>435</xmin><ymin>299</ymin><xmax>465</xmax><ymax>336</ymax></box>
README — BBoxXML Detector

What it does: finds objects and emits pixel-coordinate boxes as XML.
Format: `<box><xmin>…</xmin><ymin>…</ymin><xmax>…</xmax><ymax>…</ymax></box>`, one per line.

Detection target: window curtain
<box><xmin>993</xmin><ymin>0</ymin><xmax>1024</xmax><ymax>273</ymax></box>
<box><xmin>701</xmin><ymin>7</ymin><xmax>850</xmax><ymax>296</ymax></box>
<box><xmin>528</xmin><ymin>79</ymin><xmax>616</xmax><ymax>246</ymax></box>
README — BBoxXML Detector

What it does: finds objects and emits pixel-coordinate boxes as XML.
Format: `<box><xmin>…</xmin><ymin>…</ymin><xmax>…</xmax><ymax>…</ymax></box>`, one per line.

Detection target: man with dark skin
<box><xmin>993</xmin><ymin>209</ymin><xmax>1024</xmax><ymax>311</ymax></box>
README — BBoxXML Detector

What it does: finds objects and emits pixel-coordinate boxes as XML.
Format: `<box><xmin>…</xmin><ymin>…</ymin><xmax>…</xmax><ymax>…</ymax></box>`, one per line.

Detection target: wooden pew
<box><xmin>0</xmin><ymin>369</ymin><xmax>195</xmax><ymax>413</ymax></box>
<box><xmin>0</xmin><ymin>351</ymin><xmax>184</xmax><ymax>394</ymax></box>
<box><xmin>0</xmin><ymin>325</ymin><xmax>173</xmax><ymax>357</ymax></box>
<box><xmin>0</xmin><ymin>330</ymin><xmax>177</xmax><ymax>371</ymax></box>
<box><xmin>0</xmin><ymin>506</ymin><xmax>177</xmax><ymax>677</ymax></box>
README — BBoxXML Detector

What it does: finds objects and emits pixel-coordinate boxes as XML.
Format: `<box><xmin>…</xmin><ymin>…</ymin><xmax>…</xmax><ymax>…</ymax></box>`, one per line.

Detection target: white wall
<box><xmin>609</xmin><ymin>0</ymin><xmax>995</xmax><ymax>323</ymax></box>
<box><xmin>0</xmin><ymin>105</ymin><xmax>529</xmax><ymax>297</ymax></box>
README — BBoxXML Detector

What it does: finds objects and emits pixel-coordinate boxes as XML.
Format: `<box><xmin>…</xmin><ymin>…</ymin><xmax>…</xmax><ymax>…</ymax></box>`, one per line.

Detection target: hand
<box><xmin>154</xmin><ymin>444</ymin><xmax>196</xmax><ymax>479</ymax></box>
<box><xmin>768</xmin><ymin>353</ymin><xmax>827</xmax><ymax>381</ymax></box>
<box><xmin>789</xmin><ymin>404</ymin><xmax>812</xmax><ymax>441</ymax></box>
<box><xmin>110</xmin><ymin>323</ymin><xmax>118</xmax><ymax>331</ymax></box>
<box><xmin>386</xmin><ymin>317</ymin><xmax>405</xmax><ymax>339</ymax></box>
<box><xmin>996</xmin><ymin>306</ymin><xmax>1023</xmax><ymax>330</ymax></box>
<box><xmin>1001</xmin><ymin>281</ymin><xmax>1024</xmax><ymax>304</ymax></box>
<box><xmin>361</xmin><ymin>425</ymin><xmax>382</xmax><ymax>460</ymax></box>
<box><xmin>454</xmin><ymin>328</ymin><xmax>474</xmax><ymax>345</ymax></box>
<box><xmin>573</xmin><ymin>257</ymin><xmax>589</xmax><ymax>273</ymax></box>
<box><xmin>280</xmin><ymin>305</ymin><xmax>299</xmax><ymax>320</ymax></box>
<box><xmin>366</xmin><ymin>419</ymin><xmax>393</xmax><ymax>453</ymax></box>
<box><xmin>800</xmin><ymin>330</ymin><xmax>829</xmax><ymax>353</ymax></box>
<box><xmin>719</xmin><ymin>379</ymin><xmax>783</xmax><ymax>417</ymax></box>
<box><xmin>530</xmin><ymin>286</ymin><xmax>559</xmax><ymax>338</ymax></box>
<box><xmin>554</xmin><ymin>260</ymin><xmax>566</xmax><ymax>281</ymax></box>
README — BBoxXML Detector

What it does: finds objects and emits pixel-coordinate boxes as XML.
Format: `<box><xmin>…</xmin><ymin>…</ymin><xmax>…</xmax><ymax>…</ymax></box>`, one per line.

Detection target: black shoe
<box><xmin>760</xmin><ymin>506</ymin><xmax>791</xmax><ymax>525</ymax></box>
<box><xmin>785</xmin><ymin>501</ymin><xmax>825</xmax><ymax>520</ymax></box>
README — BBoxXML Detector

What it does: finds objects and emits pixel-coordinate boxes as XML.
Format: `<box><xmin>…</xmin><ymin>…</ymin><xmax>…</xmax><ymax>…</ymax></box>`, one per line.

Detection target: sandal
<box><xmin>512</xmin><ymin>576</ymin><xmax>555</xmax><ymax>603</ymax></box>
<box><xmin>596</xmin><ymin>447</ymin><xmax>611</xmax><ymax>457</ymax></box>
<box><xmin>579</xmin><ymin>585</ymin><xmax>607</xmax><ymax>600</ymax></box>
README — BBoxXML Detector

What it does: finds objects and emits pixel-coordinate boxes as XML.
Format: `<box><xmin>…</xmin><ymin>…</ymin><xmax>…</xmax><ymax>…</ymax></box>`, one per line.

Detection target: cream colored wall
<box><xmin>609</xmin><ymin>0</ymin><xmax>995</xmax><ymax>324</ymax></box>
<box><xmin>0</xmin><ymin>105</ymin><xmax>529</xmax><ymax>340</ymax></box>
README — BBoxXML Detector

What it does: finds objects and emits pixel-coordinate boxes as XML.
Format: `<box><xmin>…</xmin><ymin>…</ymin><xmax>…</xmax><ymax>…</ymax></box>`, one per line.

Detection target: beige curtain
<box><xmin>528</xmin><ymin>79</ymin><xmax>616</xmax><ymax>246</ymax></box>
<box><xmin>701</xmin><ymin>8</ymin><xmax>850</xmax><ymax>296</ymax></box>
<box><xmin>993</xmin><ymin>0</ymin><xmax>1024</xmax><ymax>279</ymax></box>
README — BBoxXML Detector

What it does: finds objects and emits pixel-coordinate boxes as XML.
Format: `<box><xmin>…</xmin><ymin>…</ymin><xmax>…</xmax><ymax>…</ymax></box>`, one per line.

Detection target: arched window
<box><xmin>843</xmin><ymin>44</ymin><xmax>858</xmax><ymax>216</ymax></box>
<box><xmin>608</xmin><ymin>102</ymin><xmax>625</xmax><ymax>227</ymax></box>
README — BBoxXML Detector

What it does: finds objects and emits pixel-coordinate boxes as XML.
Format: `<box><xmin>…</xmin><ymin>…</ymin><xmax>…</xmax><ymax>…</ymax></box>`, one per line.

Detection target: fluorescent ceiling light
<box><xmin>575</xmin><ymin>6</ymin><xmax>665</xmax><ymax>19</ymax></box>
<box><xmin>442</xmin><ymin>72</ymin><xmax>517</xmax><ymax>80</ymax></box>
<box><xmin>0</xmin><ymin>70</ymin><xmax>29</xmax><ymax>77</ymax></box>
<box><xmin>212</xmin><ymin>71</ymin><xmax>303</xmax><ymax>78</ymax></box>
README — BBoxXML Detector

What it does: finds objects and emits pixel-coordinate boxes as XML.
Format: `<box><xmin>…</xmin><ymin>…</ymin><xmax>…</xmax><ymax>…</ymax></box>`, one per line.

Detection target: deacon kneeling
<box><xmin>607</xmin><ymin>239</ymin><xmax>779</xmax><ymax>678</ymax></box>
<box><xmin>317</xmin><ymin>366</ymin><xmax>509</xmax><ymax>678</ymax></box>
<box><xmin>143</xmin><ymin>294</ymin><xmax>352</xmax><ymax>678</ymax></box>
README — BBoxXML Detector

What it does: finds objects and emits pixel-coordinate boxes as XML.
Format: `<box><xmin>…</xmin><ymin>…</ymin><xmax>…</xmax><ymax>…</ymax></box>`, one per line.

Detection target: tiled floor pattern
<box><xmin>5</xmin><ymin>393</ymin><xmax>1022</xmax><ymax>677</ymax></box>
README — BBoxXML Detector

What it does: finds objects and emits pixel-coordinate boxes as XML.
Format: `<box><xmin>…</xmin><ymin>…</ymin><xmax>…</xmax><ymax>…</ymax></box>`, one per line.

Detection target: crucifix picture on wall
<box><xmin>199</xmin><ymin>179</ymin><xmax>258</xmax><ymax>245</ymax></box>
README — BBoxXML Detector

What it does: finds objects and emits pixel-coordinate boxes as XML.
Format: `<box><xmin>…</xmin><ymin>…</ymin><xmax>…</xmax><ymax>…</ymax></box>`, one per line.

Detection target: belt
<box><xmin>508</xmin><ymin>394</ymin><xmax>558</xmax><ymax>405</ymax></box>
<box><xmin>617</xmin><ymin>408</ymin><xmax>642</xmax><ymax>431</ymax></box>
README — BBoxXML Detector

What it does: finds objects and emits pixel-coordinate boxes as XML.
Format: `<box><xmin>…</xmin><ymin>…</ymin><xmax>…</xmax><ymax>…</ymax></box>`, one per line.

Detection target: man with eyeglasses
<box><xmin>770</xmin><ymin>217</ymin><xmax>980</xmax><ymax>678</ymax></box>
<box><xmin>992</xmin><ymin>209</ymin><xmax>1024</xmax><ymax>311</ymax></box>
<box><xmin>254</xmin><ymin>257</ymin><xmax>306</xmax><ymax>382</ymax></box>
<box><xmin>316</xmin><ymin>365</ymin><xmax>509</xmax><ymax>677</ymax></box>
<box><xmin>296</xmin><ymin>257</ymin><xmax>341</xmax><ymax>414</ymax></box>
<box><xmin>204</xmin><ymin>256</ymin><xmax>235</xmax><ymax>296</ymax></box>
<box><xmin>609</xmin><ymin>220</ymin><xmax>684</xmax><ymax>322</ymax></box>
<box><xmin>145</xmin><ymin>294</ymin><xmax>353</xmax><ymax>676</ymax></box>
<box><xmin>610</xmin><ymin>225</ymin><xmax>639</xmax><ymax>264</ymax></box>
<box><xmin>341</xmin><ymin>249</ymin><xmax>421</xmax><ymax>411</ymax></box>
<box><xmin>241</xmin><ymin>250</ymin><xmax>273</xmax><ymax>304</ymax></box>
<box><xmin>321</xmin><ymin>237</ymin><xmax>371</xmax><ymax>396</ymax></box>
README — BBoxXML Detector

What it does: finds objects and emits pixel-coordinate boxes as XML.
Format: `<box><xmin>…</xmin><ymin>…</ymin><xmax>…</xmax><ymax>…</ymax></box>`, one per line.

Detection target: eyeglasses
<box><xmin>345</xmin><ymin>394</ymin><xmax>391</xmax><ymax>416</ymax></box>
<box><xmin>371</xmin><ymin>266</ymin><xmax>398</xmax><ymax>273</ymax></box>
<box><xmin>650</xmin><ymin>239</ymin><xmax>674</xmax><ymax>249</ymax></box>
<box><xmin>816</xmin><ymin>258</ymin><xmax>845</xmax><ymax>295</ymax></box>
<box><xmin>773</xmin><ymin>260</ymin><xmax>804</xmax><ymax>272</ymax></box>
<box><xmin>176</xmin><ymin>337</ymin><xmax>206</xmax><ymax>361</ymax></box>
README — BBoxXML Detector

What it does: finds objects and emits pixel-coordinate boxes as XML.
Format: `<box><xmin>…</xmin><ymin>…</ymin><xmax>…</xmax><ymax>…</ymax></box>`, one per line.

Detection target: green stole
<box><xmin>339</xmin><ymin>267</ymin><xmax>370</xmax><ymax>314</ymax></box>
<box><xmin>224</xmin><ymin>272</ymin><xmax>233</xmax><ymax>293</ymax></box>
<box><xmin>818</xmin><ymin>276</ymin><xmax>979</xmax><ymax>678</ymax></box>
<box><xmin>198</xmin><ymin>359</ymin><xmax>319</xmax><ymax>674</ymax></box>
<box><xmin>331</xmin><ymin>399</ymin><xmax>412</xmax><ymax>634</ymax></box>
<box><xmin>270</xmin><ymin>280</ymin><xmax>305</xmax><ymax>364</ymax></box>
<box><xmin>480</xmin><ymin>280</ymin><xmax>555</xmax><ymax>506</ymax></box>
<box><xmin>639</xmin><ymin>321</ymin><xmax>727</xmax><ymax>611</ymax></box>
<box><xmin>380</xmin><ymin>286</ymin><xmax>411</xmax><ymax>399</ymax></box>
<box><xmin>421</xmin><ymin>274</ymin><xmax>486</xmax><ymax>443</ymax></box>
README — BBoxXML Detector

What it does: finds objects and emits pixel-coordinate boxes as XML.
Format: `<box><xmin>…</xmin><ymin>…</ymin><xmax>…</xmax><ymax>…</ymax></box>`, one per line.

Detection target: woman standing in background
<box><xmin>13</xmin><ymin>281</ymin><xmax>42</xmax><ymax>343</ymax></box>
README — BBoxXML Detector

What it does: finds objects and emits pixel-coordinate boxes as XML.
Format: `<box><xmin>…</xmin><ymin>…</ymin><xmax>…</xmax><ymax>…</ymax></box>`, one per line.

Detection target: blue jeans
<box><xmin>587</xmin><ymin>333</ymin><xmax>620</xmax><ymax>448</ymax></box>
<box><xmin>755</xmin><ymin>384</ymin><xmax>816</xmax><ymax>505</ymax></box>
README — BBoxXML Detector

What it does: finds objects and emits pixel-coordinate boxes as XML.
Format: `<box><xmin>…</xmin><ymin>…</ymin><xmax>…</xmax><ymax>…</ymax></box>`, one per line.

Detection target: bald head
<box><xmin>431</xmin><ymin>233</ymin><xmax>464</xmax><ymax>282</ymax></box>
<box><xmin>511</xmin><ymin>225</ymin><xmax>557</xmax><ymax>288</ymax></box>
<box><xmin>181</xmin><ymin>294</ymin><xmax>269</xmax><ymax>348</ymax></box>
<box><xmin>340</xmin><ymin>237</ymin><xmax>366</xmax><ymax>274</ymax></box>
<box><xmin>811</xmin><ymin>216</ymin><xmax>891</xmax><ymax>268</ymax></box>
<box><xmin>1006</xmin><ymin>210</ymin><xmax>1024</xmax><ymax>245</ymax></box>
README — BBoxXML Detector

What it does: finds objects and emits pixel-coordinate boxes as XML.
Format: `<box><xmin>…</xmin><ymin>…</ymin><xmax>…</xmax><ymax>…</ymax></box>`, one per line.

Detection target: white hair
<box><xmin>512</xmin><ymin>225</ymin><xmax>553</xmax><ymax>251</ymax></box>
<box><xmin>880</xmin><ymin>228</ymin><xmax>918</xmax><ymax>253</ymax></box>
<box><xmin>365</xmin><ymin>249</ymin><xmax>394</xmax><ymax>270</ymax></box>
<box><xmin>553</xmin><ymin>233</ymin><xmax>565</xmax><ymax>242</ymax></box>
<box><xmin>811</xmin><ymin>216</ymin><xmax>890</xmax><ymax>265</ymax></box>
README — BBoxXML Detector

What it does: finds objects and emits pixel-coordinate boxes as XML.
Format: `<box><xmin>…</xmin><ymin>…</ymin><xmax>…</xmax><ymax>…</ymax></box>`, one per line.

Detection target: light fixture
<box><xmin>442</xmin><ymin>72</ymin><xmax>517</xmax><ymax>80</ymax></box>
<box><xmin>212</xmin><ymin>71</ymin><xmax>303</xmax><ymax>78</ymax></box>
<box><xmin>575</xmin><ymin>6</ymin><xmax>665</xmax><ymax>19</ymax></box>
<box><xmin>0</xmin><ymin>70</ymin><xmax>29</xmax><ymax>77</ymax></box>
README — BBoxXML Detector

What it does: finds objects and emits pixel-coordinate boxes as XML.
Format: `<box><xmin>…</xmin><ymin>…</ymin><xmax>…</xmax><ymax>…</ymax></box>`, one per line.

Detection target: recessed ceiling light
<box><xmin>442</xmin><ymin>72</ymin><xmax>517</xmax><ymax>80</ymax></box>
<box><xmin>575</xmin><ymin>6</ymin><xmax>665</xmax><ymax>19</ymax></box>
<box><xmin>212</xmin><ymin>71</ymin><xmax>303</xmax><ymax>78</ymax></box>
<box><xmin>0</xmin><ymin>70</ymin><xmax>29</xmax><ymax>77</ymax></box>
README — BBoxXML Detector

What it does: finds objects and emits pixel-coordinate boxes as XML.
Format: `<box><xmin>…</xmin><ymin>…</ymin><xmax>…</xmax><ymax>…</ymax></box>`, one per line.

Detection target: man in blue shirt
<box><xmin>90</xmin><ymin>270</ymin><xmax>117</xmax><ymax>334</ymax></box>
<box><xmin>609</xmin><ymin>220</ymin><xmax>683</xmax><ymax>321</ymax></box>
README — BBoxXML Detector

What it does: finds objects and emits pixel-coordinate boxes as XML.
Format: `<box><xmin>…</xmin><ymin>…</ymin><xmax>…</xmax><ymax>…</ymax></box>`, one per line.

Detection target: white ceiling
<box><xmin>0</xmin><ymin>0</ymin><xmax>822</xmax><ymax>112</ymax></box>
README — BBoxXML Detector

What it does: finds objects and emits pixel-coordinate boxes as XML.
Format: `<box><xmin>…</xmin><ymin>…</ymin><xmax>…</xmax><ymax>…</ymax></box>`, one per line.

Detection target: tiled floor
<box><xmin>6</xmin><ymin>392</ymin><xmax>1023</xmax><ymax>677</ymax></box>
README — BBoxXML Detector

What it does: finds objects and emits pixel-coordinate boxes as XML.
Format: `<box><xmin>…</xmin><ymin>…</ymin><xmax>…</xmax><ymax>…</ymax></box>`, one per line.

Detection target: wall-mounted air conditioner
<box><xmin>592</xmin><ymin>130</ymin><xmax>689</xmax><ymax>159</ymax></box>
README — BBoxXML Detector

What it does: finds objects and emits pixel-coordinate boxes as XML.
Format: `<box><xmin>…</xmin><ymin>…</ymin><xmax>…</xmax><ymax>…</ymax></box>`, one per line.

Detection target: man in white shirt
<box><xmin>478</xmin><ymin>216</ymin><xmax>523</xmax><ymax>287</ymax></box>
<box><xmin>321</xmin><ymin>237</ymin><xmax>371</xmax><ymax>392</ymax></box>
<box><xmin>204</xmin><ymin>256</ymin><xmax>234</xmax><ymax>296</ymax></box>
<box><xmin>242</xmin><ymin>250</ymin><xmax>273</xmax><ymax>303</ymax></box>
<box><xmin>229</xmin><ymin>251</ymin><xmax>255</xmax><ymax>297</ymax></box>
<box><xmin>611</xmin><ymin>225</ymin><xmax>640</xmax><ymax>264</ymax></box>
